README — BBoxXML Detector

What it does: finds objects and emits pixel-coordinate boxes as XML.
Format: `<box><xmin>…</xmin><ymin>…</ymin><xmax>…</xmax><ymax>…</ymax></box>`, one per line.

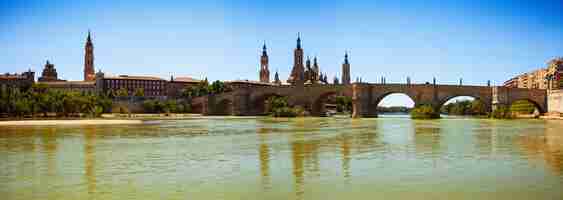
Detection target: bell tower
<box><xmin>341</xmin><ymin>51</ymin><xmax>351</xmax><ymax>85</ymax></box>
<box><xmin>84</xmin><ymin>30</ymin><xmax>95</xmax><ymax>81</ymax></box>
<box><xmin>259</xmin><ymin>42</ymin><xmax>270</xmax><ymax>83</ymax></box>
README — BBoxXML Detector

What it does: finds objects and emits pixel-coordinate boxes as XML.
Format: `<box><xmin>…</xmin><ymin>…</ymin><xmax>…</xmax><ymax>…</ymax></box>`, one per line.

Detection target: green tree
<box><xmin>411</xmin><ymin>104</ymin><xmax>440</xmax><ymax>119</ymax></box>
<box><xmin>471</xmin><ymin>99</ymin><xmax>487</xmax><ymax>115</ymax></box>
<box><xmin>116</xmin><ymin>88</ymin><xmax>129</xmax><ymax>97</ymax></box>
<box><xmin>134</xmin><ymin>88</ymin><xmax>144</xmax><ymax>97</ymax></box>
<box><xmin>143</xmin><ymin>100</ymin><xmax>157</xmax><ymax>113</ymax></box>
<box><xmin>335</xmin><ymin>96</ymin><xmax>352</xmax><ymax>112</ymax></box>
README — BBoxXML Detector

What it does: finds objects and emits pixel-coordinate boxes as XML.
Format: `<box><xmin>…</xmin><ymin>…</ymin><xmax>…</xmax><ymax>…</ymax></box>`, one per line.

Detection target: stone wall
<box><xmin>548</xmin><ymin>90</ymin><xmax>563</xmax><ymax>115</ymax></box>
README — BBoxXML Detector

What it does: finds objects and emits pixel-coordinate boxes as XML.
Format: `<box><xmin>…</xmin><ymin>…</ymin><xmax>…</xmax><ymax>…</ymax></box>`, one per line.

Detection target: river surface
<box><xmin>1</xmin><ymin>116</ymin><xmax>562</xmax><ymax>200</ymax></box>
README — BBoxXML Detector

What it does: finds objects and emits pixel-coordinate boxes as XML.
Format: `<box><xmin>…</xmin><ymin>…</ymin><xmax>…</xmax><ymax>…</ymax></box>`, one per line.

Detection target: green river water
<box><xmin>1</xmin><ymin>115</ymin><xmax>562</xmax><ymax>200</ymax></box>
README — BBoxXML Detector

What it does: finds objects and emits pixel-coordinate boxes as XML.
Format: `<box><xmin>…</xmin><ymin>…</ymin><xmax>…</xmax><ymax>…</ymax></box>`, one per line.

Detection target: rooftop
<box><xmin>104</xmin><ymin>75</ymin><xmax>165</xmax><ymax>81</ymax></box>
<box><xmin>172</xmin><ymin>76</ymin><xmax>200</xmax><ymax>83</ymax></box>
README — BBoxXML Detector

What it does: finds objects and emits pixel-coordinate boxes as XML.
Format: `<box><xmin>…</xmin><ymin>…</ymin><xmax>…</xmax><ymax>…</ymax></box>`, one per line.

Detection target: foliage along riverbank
<box><xmin>0</xmin><ymin>84</ymin><xmax>112</xmax><ymax>118</ymax></box>
<box><xmin>410</xmin><ymin>105</ymin><xmax>441</xmax><ymax>119</ymax></box>
<box><xmin>409</xmin><ymin>99</ymin><xmax>539</xmax><ymax>120</ymax></box>
<box><xmin>266</xmin><ymin>96</ymin><xmax>304</xmax><ymax>117</ymax></box>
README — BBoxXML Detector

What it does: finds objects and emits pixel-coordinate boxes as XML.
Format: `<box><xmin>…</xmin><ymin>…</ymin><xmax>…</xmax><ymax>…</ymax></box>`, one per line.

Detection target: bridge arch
<box><xmin>508</xmin><ymin>98</ymin><xmax>545</xmax><ymax>114</ymax></box>
<box><xmin>372</xmin><ymin>92</ymin><xmax>417</xmax><ymax>108</ymax></box>
<box><xmin>251</xmin><ymin>92</ymin><xmax>287</xmax><ymax>115</ymax></box>
<box><xmin>214</xmin><ymin>98</ymin><xmax>233</xmax><ymax>115</ymax></box>
<box><xmin>312</xmin><ymin>91</ymin><xmax>340</xmax><ymax>116</ymax></box>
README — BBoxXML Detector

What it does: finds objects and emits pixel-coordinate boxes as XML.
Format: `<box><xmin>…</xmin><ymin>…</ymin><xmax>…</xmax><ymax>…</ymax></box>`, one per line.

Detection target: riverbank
<box><xmin>0</xmin><ymin>119</ymin><xmax>144</xmax><ymax>126</ymax></box>
<box><xmin>100</xmin><ymin>113</ymin><xmax>203</xmax><ymax>120</ymax></box>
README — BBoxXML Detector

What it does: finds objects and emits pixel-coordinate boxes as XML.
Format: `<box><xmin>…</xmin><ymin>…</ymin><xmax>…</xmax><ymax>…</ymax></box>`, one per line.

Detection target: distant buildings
<box><xmin>258</xmin><ymin>34</ymin><xmax>351</xmax><ymax>86</ymax></box>
<box><xmin>94</xmin><ymin>73</ymin><xmax>167</xmax><ymax>96</ymax></box>
<box><xmin>503</xmin><ymin>58</ymin><xmax>563</xmax><ymax>90</ymax></box>
<box><xmin>1</xmin><ymin>30</ymin><xmax>200</xmax><ymax>98</ymax></box>
<box><xmin>0</xmin><ymin>70</ymin><xmax>35</xmax><ymax>90</ymax></box>
<box><xmin>38</xmin><ymin>60</ymin><xmax>65</xmax><ymax>82</ymax></box>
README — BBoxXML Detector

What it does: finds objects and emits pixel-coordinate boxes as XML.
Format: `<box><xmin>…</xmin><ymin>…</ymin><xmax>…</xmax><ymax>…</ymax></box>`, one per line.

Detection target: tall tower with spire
<box><xmin>259</xmin><ymin>42</ymin><xmax>270</xmax><ymax>83</ymax></box>
<box><xmin>84</xmin><ymin>30</ymin><xmax>95</xmax><ymax>81</ymax></box>
<box><xmin>341</xmin><ymin>51</ymin><xmax>351</xmax><ymax>85</ymax></box>
<box><xmin>312</xmin><ymin>56</ymin><xmax>319</xmax><ymax>83</ymax></box>
<box><xmin>274</xmin><ymin>70</ymin><xmax>281</xmax><ymax>85</ymax></box>
<box><xmin>287</xmin><ymin>33</ymin><xmax>305</xmax><ymax>85</ymax></box>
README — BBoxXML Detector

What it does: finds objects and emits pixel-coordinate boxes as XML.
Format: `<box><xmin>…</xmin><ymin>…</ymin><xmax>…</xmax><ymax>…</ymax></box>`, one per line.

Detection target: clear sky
<box><xmin>1</xmin><ymin>0</ymin><xmax>563</xmax><ymax>106</ymax></box>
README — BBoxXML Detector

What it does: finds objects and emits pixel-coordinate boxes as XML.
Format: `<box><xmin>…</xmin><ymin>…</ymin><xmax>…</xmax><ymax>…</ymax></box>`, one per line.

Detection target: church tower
<box><xmin>287</xmin><ymin>33</ymin><xmax>305</xmax><ymax>85</ymax></box>
<box><xmin>84</xmin><ymin>30</ymin><xmax>95</xmax><ymax>81</ymax></box>
<box><xmin>341</xmin><ymin>52</ymin><xmax>351</xmax><ymax>85</ymax></box>
<box><xmin>259</xmin><ymin>42</ymin><xmax>270</xmax><ymax>83</ymax></box>
<box><xmin>312</xmin><ymin>57</ymin><xmax>320</xmax><ymax>83</ymax></box>
<box><xmin>274</xmin><ymin>70</ymin><xmax>281</xmax><ymax>85</ymax></box>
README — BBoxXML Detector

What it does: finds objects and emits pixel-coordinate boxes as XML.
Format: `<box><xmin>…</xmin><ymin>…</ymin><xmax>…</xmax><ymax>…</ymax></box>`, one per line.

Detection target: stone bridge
<box><xmin>192</xmin><ymin>81</ymin><xmax>547</xmax><ymax>117</ymax></box>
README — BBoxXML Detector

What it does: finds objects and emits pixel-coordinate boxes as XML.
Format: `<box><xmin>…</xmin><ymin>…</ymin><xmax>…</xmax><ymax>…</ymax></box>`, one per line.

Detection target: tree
<box><xmin>134</xmin><ymin>88</ymin><xmax>144</xmax><ymax>97</ymax></box>
<box><xmin>470</xmin><ymin>99</ymin><xmax>487</xmax><ymax>115</ymax></box>
<box><xmin>116</xmin><ymin>88</ymin><xmax>129</xmax><ymax>97</ymax></box>
<box><xmin>335</xmin><ymin>96</ymin><xmax>352</xmax><ymax>112</ymax></box>
<box><xmin>143</xmin><ymin>100</ymin><xmax>156</xmax><ymax>113</ymax></box>
<box><xmin>411</xmin><ymin>104</ymin><xmax>440</xmax><ymax>119</ymax></box>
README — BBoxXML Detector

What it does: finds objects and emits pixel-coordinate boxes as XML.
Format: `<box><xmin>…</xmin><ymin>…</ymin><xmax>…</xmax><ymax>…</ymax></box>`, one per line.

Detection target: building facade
<box><xmin>167</xmin><ymin>76</ymin><xmax>201</xmax><ymax>97</ymax></box>
<box><xmin>547</xmin><ymin>58</ymin><xmax>563</xmax><ymax>89</ymax></box>
<box><xmin>0</xmin><ymin>70</ymin><xmax>35</xmax><ymax>90</ymax></box>
<box><xmin>42</xmin><ymin>81</ymin><xmax>96</xmax><ymax>93</ymax></box>
<box><xmin>95</xmin><ymin>72</ymin><xmax>168</xmax><ymax>97</ymax></box>
<box><xmin>504</xmin><ymin>57</ymin><xmax>563</xmax><ymax>90</ymax></box>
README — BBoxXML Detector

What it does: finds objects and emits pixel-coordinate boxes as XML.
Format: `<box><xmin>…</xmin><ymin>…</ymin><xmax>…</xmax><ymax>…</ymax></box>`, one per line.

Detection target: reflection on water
<box><xmin>84</xmin><ymin>126</ymin><xmax>97</xmax><ymax>196</ymax></box>
<box><xmin>518</xmin><ymin>123</ymin><xmax>563</xmax><ymax>175</ymax></box>
<box><xmin>0</xmin><ymin>117</ymin><xmax>562</xmax><ymax>200</ymax></box>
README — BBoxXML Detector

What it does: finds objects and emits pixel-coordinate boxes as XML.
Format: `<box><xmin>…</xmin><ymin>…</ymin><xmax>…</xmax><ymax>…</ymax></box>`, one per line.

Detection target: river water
<box><xmin>1</xmin><ymin>116</ymin><xmax>562</xmax><ymax>200</ymax></box>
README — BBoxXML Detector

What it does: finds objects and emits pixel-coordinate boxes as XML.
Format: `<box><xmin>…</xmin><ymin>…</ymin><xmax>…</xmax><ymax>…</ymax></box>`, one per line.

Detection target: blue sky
<box><xmin>1</xmin><ymin>0</ymin><xmax>563</xmax><ymax>106</ymax></box>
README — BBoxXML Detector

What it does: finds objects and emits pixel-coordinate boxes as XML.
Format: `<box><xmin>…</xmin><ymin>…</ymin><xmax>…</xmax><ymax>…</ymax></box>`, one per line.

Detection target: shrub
<box><xmin>491</xmin><ymin>105</ymin><xmax>512</xmax><ymax>119</ymax></box>
<box><xmin>266</xmin><ymin>96</ymin><xmax>302</xmax><ymax>117</ymax></box>
<box><xmin>411</xmin><ymin>105</ymin><xmax>440</xmax><ymax>119</ymax></box>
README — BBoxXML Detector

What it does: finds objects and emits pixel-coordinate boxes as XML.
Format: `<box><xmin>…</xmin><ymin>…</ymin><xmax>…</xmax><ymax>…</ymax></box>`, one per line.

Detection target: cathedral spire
<box><xmin>288</xmin><ymin>33</ymin><xmax>305</xmax><ymax>85</ymax></box>
<box><xmin>296</xmin><ymin>32</ymin><xmax>301</xmax><ymax>49</ymax></box>
<box><xmin>87</xmin><ymin>30</ymin><xmax>92</xmax><ymax>43</ymax></box>
<box><xmin>261</xmin><ymin>41</ymin><xmax>268</xmax><ymax>57</ymax></box>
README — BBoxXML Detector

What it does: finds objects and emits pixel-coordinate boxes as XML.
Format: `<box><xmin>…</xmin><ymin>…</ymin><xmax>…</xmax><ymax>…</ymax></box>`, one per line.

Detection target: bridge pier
<box><xmin>352</xmin><ymin>84</ymin><xmax>378</xmax><ymax>118</ymax></box>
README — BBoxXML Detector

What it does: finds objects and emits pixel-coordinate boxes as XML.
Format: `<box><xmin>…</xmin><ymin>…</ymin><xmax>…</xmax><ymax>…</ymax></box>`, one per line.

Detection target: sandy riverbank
<box><xmin>0</xmin><ymin>119</ymin><xmax>144</xmax><ymax>126</ymax></box>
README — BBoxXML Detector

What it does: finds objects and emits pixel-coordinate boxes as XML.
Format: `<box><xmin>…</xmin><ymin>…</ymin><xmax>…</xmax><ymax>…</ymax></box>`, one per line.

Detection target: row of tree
<box><xmin>265</xmin><ymin>96</ymin><xmax>303</xmax><ymax>117</ymax></box>
<box><xmin>142</xmin><ymin>99</ymin><xmax>191</xmax><ymax>114</ymax></box>
<box><xmin>0</xmin><ymin>85</ymin><xmax>112</xmax><ymax>118</ymax></box>
<box><xmin>181</xmin><ymin>79</ymin><xmax>230</xmax><ymax>98</ymax></box>
<box><xmin>441</xmin><ymin>99</ymin><xmax>488</xmax><ymax>115</ymax></box>
<box><xmin>377</xmin><ymin>106</ymin><xmax>412</xmax><ymax>113</ymax></box>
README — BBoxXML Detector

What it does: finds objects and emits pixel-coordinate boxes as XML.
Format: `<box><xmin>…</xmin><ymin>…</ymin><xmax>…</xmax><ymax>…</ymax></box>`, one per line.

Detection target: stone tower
<box><xmin>341</xmin><ymin>52</ymin><xmax>351</xmax><ymax>85</ymax></box>
<box><xmin>287</xmin><ymin>33</ymin><xmax>305</xmax><ymax>85</ymax></box>
<box><xmin>312</xmin><ymin>57</ymin><xmax>319</xmax><ymax>83</ymax></box>
<box><xmin>274</xmin><ymin>70</ymin><xmax>281</xmax><ymax>85</ymax></box>
<box><xmin>259</xmin><ymin>42</ymin><xmax>270</xmax><ymax>83</ymax></box>
<box><xmin>84</xmin><ymin>30</ymin><xmax>95</xmax><ymax>81</ymax></box>
<box><xmin>305</xmin><ymin>56</ymin><xmax>312</xmax><ymax>82</ymax></box>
